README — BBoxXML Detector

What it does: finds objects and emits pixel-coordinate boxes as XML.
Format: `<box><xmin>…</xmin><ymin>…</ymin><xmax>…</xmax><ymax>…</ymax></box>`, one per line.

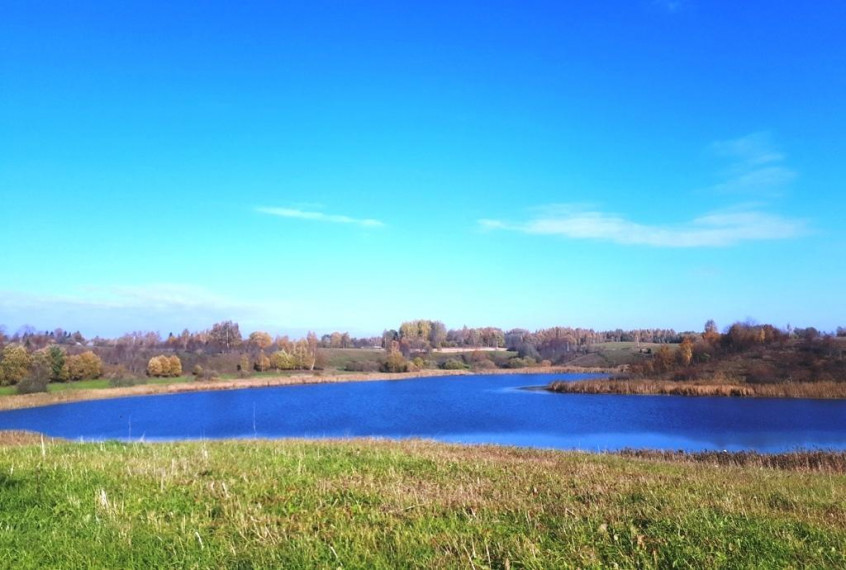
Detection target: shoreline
<box><xmin>0</xmin><ymin>366</ymin><xmax>602</xmax><ymax>412</ymax></box>
<box><xmin>547</xmin><ymin>378</ymin><xmax>846</xmax><ymax>399</ymax></box>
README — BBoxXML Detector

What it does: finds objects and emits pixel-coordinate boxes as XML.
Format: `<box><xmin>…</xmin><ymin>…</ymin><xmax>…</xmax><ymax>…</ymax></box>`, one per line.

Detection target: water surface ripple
<box><xmin>1</xmin><ymin>373</ymin><xmax>844</xmax><ymax>452</ymax></box>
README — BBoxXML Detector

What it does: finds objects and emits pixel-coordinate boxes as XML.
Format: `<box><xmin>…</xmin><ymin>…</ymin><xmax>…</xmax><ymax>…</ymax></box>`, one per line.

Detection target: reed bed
<box><xmin>548</xmin><ymin>378</ymin><xmax>846</xmax><ymax>399</ymax></box>
<box><xmin>615</xmin><ymin>448</ymin><xmax>846</xmax><ymax>473</ymax></box>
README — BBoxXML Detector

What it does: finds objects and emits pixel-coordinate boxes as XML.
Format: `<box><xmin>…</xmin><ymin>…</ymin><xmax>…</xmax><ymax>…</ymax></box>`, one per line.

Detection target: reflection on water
<box><xmin>0</xmin><ymin>373</ymin><xmax>844</xmax><ymax>452</ymax></box>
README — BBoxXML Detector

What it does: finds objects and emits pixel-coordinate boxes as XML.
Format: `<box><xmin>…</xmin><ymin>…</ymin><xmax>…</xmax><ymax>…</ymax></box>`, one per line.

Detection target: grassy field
<box><xmin>0</xmin><ymin>437</ymin><xmax>843</xmax><ymax>568</ymax></box>
<box><xmin>320</xmin><ymin>347</ymin><xmax>386</xmax><ymax>371</ymax></box>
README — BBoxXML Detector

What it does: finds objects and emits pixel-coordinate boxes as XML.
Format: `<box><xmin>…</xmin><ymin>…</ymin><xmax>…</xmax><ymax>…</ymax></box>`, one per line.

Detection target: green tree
<box><xmin>270</xmin><ymin>350</ymin><xmax>295</xmax><ymax>370</ymax></box>
<box><xmin>46</xmin><ymin>345</ymin><xmax>69</xmax><ymax>382</ymax></box>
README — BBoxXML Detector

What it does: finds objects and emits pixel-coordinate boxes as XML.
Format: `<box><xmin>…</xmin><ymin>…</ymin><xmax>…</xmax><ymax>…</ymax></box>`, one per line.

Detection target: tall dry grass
<box><xmin>548</xmin><ymin>378</ymin><xmax>846</xmax><ymax>399</ymax></box>
<box><xmin>616</xmin><ymin>448</ymin><xmax>846</xmax><ymax>473</ymax></box>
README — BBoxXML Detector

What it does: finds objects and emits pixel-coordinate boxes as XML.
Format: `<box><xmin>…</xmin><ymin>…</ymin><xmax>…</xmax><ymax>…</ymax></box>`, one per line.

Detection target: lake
<box><xmin>1</xmin><ymin>373</ymin><xmax>845</xmax><ymax>452</ymax></box>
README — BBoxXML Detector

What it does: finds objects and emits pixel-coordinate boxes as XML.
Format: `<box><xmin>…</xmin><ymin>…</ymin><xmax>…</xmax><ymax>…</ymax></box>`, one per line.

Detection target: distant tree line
<box><xmin>377</xmin><ymin>320</ymin><xmax>684</xmax><ymax>365</ymax></box>
<box><xmin>1</xmin><ymin>319</ymin><xmax>844</xmax><ymax>393</ymax></box>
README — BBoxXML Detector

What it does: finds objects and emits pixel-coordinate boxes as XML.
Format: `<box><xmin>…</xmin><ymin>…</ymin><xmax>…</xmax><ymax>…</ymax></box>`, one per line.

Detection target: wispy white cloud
<box><xmin>708</xmin><ymin>132</ymin><xmax>796</xmax><ymax>196</ymax></box>
<box><xmin>0</xmin><ymin>284</ymin><xmax>294</xmax><ymax>336</ymax></box>
<box><xmin>712</xmin><ymin>132</ymin><xmax>783</xmax><ymax>165</ymax></box>
<box><xmin>479</xmin><ymin>205</ymin><xmax>807</xmax><ymax>248</ymax></box>
<box><xmin>257</xmin><ymin>206</ymin><xmax>384</xmax><ymax>228</ymax></box>
<box><xmin>0</xmin><ymin>284</ymin><xmax>260</xmax><ymax>313</ymax></box>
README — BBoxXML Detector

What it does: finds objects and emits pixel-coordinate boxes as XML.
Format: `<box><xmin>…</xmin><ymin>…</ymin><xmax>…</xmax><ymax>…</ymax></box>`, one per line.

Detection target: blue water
<box><xmin>1</xmin><ymin>373</ymin><xmax>845</xmax><ymax>452</ymax></box>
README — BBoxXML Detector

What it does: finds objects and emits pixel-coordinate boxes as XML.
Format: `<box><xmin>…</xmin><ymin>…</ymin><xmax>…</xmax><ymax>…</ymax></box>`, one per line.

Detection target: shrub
<box><xmin>344</xmin><ymin>360</ymin><xmax>380</xmax><ymax>372</ymax></box>
<box><xmin>441</xmin><ymin>358</ymin><xmax>468</xmax><ymax>370</ymax></box>
<box><xmin>104</xmin><ymin>364</ymin><xmax>135</xmax><ymax>383</ymax></box>
<box><xmin>254</xmin><ymin>352</ymin><xmax>270</xmax><ymax>372</ymax></box>
<box><xmin>17</xmin><ymin>352</ymin><xmax>50</xmax><ymax>394</ymax></box>
<box><xmin>146</xmin><ymin>355</ymin><xmax>182</xmax><ymax>378</ymax></box>
<box><xmin>672</xmin><ymin>367</ymin><xmax>699</xmax><ymax>382</ymax></box>
<box><xmin>506</xmin><ymin>357</ymin><xmax>537</xmax><ymax>369</ymax></box>
<box><xmin>67</xmin><ymin>351</ymin><xmax>103</xmax><ymax>381</ymax></box>
<box><xmin>238</xmin><ymin>355</ymin><xmax>250</xmax><ymax>377</ymax></box>
<box><xmin>147</xmin><ymin>356</ymin><xmax>164</xmax><ymax>377</ymax></box>
<box><xmin>381</xmin><ymin>352</ymin><xmax>409</xmax><ymax>373</ymax></box>
<box><xmin>745</xmin><ymin>362</ymin><xmax>779</xmax><ymax>384</ymax></box>
<box><xmin>270</xmin><ymin>350</ymin><xmax>296</xmax><ymax>371</ymax></box>
<box><xmin>109</xmin><ymin>376</ymin><xmax>146</xmax><ymax>388</ymax></box>
<box><xmin>167</xmin><ymin>355</ymin><xmax>182</xmax><ymax>377</ymax></box>
<box><xmin>205</xmin><ymin>368</ymin><xmax>220</xmax><ymax>381</ymax></box>
<box><xmin>189</xmin><ymin>365</ymin><xmax>219</xmax><ymax>381</ymax></box>
<box><xmin>472</xmin><ymin>358</ymin><xmax>496</xmax><ymax>370</ymax></box>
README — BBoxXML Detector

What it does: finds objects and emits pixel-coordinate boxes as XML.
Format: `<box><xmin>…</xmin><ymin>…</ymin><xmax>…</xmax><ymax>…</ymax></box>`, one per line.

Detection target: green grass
<box><xmin>0</xmin><ymin>439</ymin><xmax>843</xmax><ymax>568</ymax></box>
<box><xmin>320</xmin><ymin>347</ymin><xmax>385</xmax><ymax>370</ymax></box>
<box><xmin>46</xmin><ymin>378</ymin><xmax>112</xmax><ymax>392</ymax></box>
<box><xmin>0</xmin><ymin>380</ymin><xmax>115</xmax><ymax>396</ymax></box>
<box><xmin>43</xmin><ymin>376</ymin><xmax>194</xmax><ymax>392</ymax></box>
<box><xmin>568</xmin><ymin>342</ymin><xmax>662</xmax><ymax>368</ymax></box>
<box><xmin>145</xmin><ymin>375</ymin><xmax>193</xmax><ymax>386</ymax></box>
<box><xmin>0</xmin><ymin>377</ymin><xmax>197</xmax><ymax>398</ymax></box>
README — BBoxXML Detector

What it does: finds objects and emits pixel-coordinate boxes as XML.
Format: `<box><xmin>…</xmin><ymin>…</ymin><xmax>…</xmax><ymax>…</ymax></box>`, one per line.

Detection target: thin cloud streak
<box><xmin>480</xmin><ymin>206</ymin><xmax>807</xmax><ymax>248</ymax></box>
<box><xmin>0</xmin><ymin>284</ymin><xmax>295</xmax><ymax>337</ymax></box>
<box><xmin>709</xmin><ymin>132</ymin><xmax>796</xmax><ymax>196</ymax></box>
<box><xmin>0</xmin><ymin>284</ymin><xmax>265</xmax><ymax>313</ymax></box>
<box><xmin>257</xmin><ymin>207</ymin><xmax>384</xmax><ymax>228</ymax></box>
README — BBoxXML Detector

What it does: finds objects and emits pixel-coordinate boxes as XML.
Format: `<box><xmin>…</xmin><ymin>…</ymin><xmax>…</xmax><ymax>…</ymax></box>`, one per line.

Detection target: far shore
<box><xmin>547</xmin><ymin>377</ymin><xmax>846</xmax><ymax>399</ymax></box>
<box><xmin>0</xmin><ymin>366</ymin><xmax>606</xmax><ymax>412</ymax></box>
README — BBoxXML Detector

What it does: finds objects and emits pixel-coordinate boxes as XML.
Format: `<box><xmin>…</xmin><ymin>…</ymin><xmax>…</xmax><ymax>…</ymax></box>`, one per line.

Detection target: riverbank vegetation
<box><xmin>548</xmin><ymin>378</ymin><xmax>846</xmax><ymax>399</ymax></box>
<box><xmin>0</xmin><ymin>436</ymin><xmax>843</xmax><ymax>568</ymax></box>
<box><xmin>550</xmin><ymin>321</ymin><xmax>846</xmax><ymax>398</ymax></box>
<box><xmin>1</xmin><ymin>319</ymin><xmax>843</xmax><ymax>399</ymax></box>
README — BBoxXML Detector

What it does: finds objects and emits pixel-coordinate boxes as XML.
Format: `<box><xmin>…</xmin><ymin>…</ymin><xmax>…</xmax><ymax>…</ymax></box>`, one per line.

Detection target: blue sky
<box><xmin>2</xmin><ymin>1</ymin><xmax>844</xmax><ymax>337</ymax></box>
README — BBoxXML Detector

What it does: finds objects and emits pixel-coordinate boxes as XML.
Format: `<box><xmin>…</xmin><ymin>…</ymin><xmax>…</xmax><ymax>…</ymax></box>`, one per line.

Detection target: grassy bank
<box><xmin>0</xmin><ymin>437</ymin><xmax>844</xmax><ymax>568</ymax></box>
<box><xmin>548</xmin><ymin>378</ymin><xmax>846</xmax><ymax>399</ymax></box>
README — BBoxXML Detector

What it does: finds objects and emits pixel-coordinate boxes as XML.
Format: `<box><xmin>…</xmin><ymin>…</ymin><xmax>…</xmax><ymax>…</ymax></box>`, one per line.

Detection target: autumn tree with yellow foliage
<box><xmin>146</xmin><ymin>355</ymin><xmax>182</xmax><ymax>377</ymax></box>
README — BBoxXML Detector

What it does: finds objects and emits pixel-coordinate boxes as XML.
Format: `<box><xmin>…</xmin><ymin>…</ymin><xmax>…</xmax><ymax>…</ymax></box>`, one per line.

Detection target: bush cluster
<box><xmin>147</xmin><ymin>355</ymin><xmax>182</xmax><ymax>377</ymax></box>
